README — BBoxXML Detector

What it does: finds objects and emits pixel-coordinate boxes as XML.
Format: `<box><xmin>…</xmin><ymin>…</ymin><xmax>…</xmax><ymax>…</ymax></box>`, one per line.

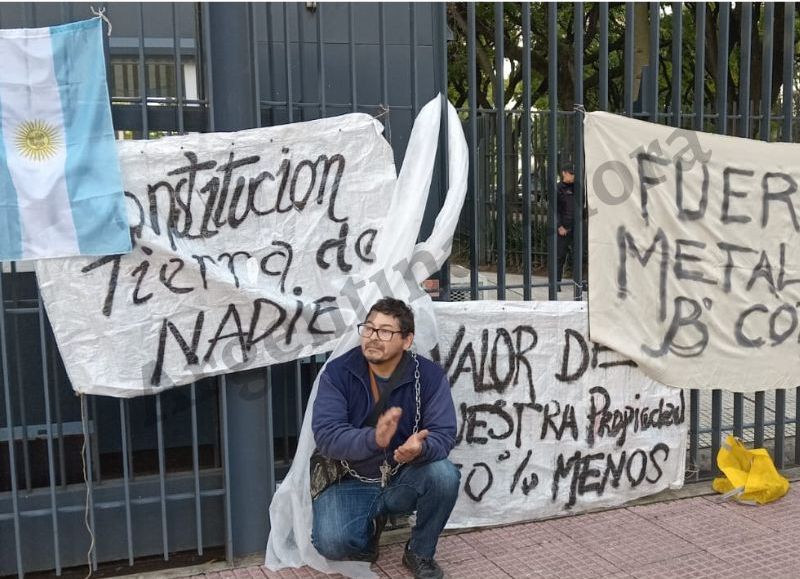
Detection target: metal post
<box><xmin>207</xmin><ymin>3</ymin><xmax>268</xmax><ymax>557</ymax></box>
<box><xmin>137</xmin><ymin>2</ymin><xmax>149</xmax><ymax>137</ymax></box>
<box><xmin>670</xmin><ymin>3</ymin><xmax>682</xmax><ymax>127</ymax></box>
<box><xmin>468</xmin><ymin>3</ymin><xmax>480</xmax><ymax>300</ymax></box>
<box><xmin>437</xmin><ymin>2</ymin><xmax>450</xmax><ymax>301</ymax></box>
<box><xmin>599</xmin><ymin>4</ymin><xmax>609</xmax><ymax>111</ymax></box>
<box><xmin>0</xmin><ymin>271</ymin><xmax>23</xmax><ymax>578</ymax></box>
<box><xmin>573</xmin><ymin>2</ymin><xmax>585</xmax><ymax>300</ymax></box>
<box><xmin>349</xmin><ymin>3</ymin><xmax>357</xmax><ymax>113</ymax></box>
<box><xmin>715</xmin><ymin>3</ymin><xmax>729</xmax><ymax>134</ymax></box>
<box><xmin>495</xmin><ymin>2</ymin><xmax>506</xmax><ymax>300</ymax></box>
<box><xmin>782</xmin><ymin>3</ymin><xmax>795</xmax><ymax>142</ymax></box>
<box><xmin>648</xmin><ymin>2</ymin><xmax>659</xmax><ymax>122</ymax></box>
<box><xmin>624</xmin><ymin>3</ymin><xmax>634</xmax><ymax>117</ymax></box>
<box><xmin>760</xmin><ymin>3</ymin><xmax>774</xmax><ymax>141</ymax></box>
<box><xmin>693</xmin><ymin>3</ymin><xmax>705</xmax><ymax>130</ymax></box>
<box><xmin>522</xmin><ymin>2</ymin><xmax>532</xmax><ymax>301</ymax></box>
<box><xmin>38</xmin><ymin>297</ymin><xmax>61</xmax><ymax>574</ymax></box>
<box><xmin>284</xmin><ymin>3</ymin><xmax>294</xmax><ymax>123</ymax></box>
<box><xmin>172</xmin><ymin>3</ymin><xmax>185</xmax><ymax>133</ymax></box>
<box><xmin>711</xmin><ymin>390</ymin><xmax>722</xmax><ymax>475</ymax></box>
<box><xmin>547</xmin><ymin>3</ymin><xmax>558</xmax><ymax>299</ymax></box>
<box><xmin>738</xmin><ymin>3</ymin><xmax>752</xmax><ymax>139</ymax></box>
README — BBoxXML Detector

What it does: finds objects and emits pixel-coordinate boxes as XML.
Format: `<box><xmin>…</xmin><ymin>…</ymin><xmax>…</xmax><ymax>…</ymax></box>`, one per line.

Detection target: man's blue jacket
<box><xmin>312</xmin><ymin>346</ymin><xmax>457</xmax><ymax>478</ymax></box>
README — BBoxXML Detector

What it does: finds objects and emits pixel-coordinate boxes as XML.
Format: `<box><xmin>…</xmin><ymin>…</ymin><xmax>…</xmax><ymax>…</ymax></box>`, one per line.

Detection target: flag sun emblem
<box><xmin>15</xmin><ymin>119</ymin><xmax>61</xmax><ymax>162</ymax></box>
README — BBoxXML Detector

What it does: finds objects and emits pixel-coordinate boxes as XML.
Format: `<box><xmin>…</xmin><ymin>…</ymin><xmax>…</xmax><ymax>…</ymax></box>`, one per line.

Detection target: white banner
<box><xmin>266</xmin><ymin>300</ymin><xmax>687</xmax><ymax>578</ymax></box>
<box><xmin>35</xmin><ymin>96</ymin><xmax>468</xmax><ymax>398</ymax></box>
<box><xmin>586</xmin><ymin>111</ymin><xmax>800</xmax><ymax>392</ymax></box>
<box><xmin>436</xmin><ymin>301</ymin><xmax>686</xmax><ymax>527</ymax></box>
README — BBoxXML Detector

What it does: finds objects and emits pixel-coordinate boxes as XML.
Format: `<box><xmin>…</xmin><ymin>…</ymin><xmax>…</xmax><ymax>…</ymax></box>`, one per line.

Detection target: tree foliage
<box><xmin>447</xmin><ymin>2</ymin><xmax>800</xmax><ymax>134</ymax></box>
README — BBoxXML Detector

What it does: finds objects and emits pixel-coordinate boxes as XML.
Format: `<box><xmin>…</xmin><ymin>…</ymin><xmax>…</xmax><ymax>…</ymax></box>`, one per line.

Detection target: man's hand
<box><xmin>393</xmin><ymin>429</ymin><xmax>429</xmax><ymax>464</ymax></box>
<box><xmin>558</xmin><ymin>225</ymin><xmax>568</xmax><ymax>237</ymax></box>
<box><xmin>375</xmin><ymin>407</ymin><xmax>402</xmax><ymax>448</ymax></box>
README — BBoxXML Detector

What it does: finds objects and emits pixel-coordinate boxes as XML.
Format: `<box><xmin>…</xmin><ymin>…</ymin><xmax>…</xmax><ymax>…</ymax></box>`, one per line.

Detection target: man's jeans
<box><xmin>311</xmin><ymin>459</ymin><xmax>460</xmax><ymax>560</ymax></box>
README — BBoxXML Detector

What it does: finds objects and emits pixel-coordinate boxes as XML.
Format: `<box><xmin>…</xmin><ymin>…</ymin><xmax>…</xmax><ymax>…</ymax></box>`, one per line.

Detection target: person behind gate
<box><xmin>311</xmin><ymin>297</ymin><xmax>459</xmax><ymax>579</ymax></box>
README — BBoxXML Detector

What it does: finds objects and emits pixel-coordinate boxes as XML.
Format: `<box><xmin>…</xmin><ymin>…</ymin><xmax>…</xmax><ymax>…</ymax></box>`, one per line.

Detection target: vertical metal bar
<box><xmin>251</xmin><ymin>3</ymin><xmax>262</xmax><ymax>128</ymax></box>
<box><xmin>80</xmin><ymin>395</ymin><xmax>98</xmax><ymax>570</ymax></box>
<box><xmin>10</xmin><ymin>279</ymin><xmax>31</xmax><ymax>491</ymax></box>
<box><xmin>648</xmin><ymin>2</ymin><xmax>659</xmax><ymax>121</ymax></box>
<box><xmin>379</xmin><ymin>3</ymin><xmax>391</xmax><ymax>142</ymax></box>
<box><xmin>623</xmin><ymin>2</ymin><xmax>634</xmax><ymax>116</ymax></box>
<box><xmin>349</xmin><ymin>3</ymin><xmax>357</xmax><ymax>112</ymax></box>
<box><xmin>51</xmin><ymin>335</ymin><xmax>66</xmax><ymax>487</ymax></box>
<box><xmin>264</xmin><ymin>3</ymin><xmax>274</xmax><ymax>125</ymax></box>
<box><xmin>599</xmin><ymin>3</ymin><xmax>609</xmax><ymax>111</ymax></box>
<box><xmin>738</xmin><ymin>3</ymin><xmax>752</xmax><ymax>138</ymax></box>
<box><xmin>782</xmin><ymin>3</ymin><xmax>794</xmax><ymax>142</ymax></box>
<box><xmin>689</xmin><ymin>389</ymin><xmax>700</xmax><ymax>477</ymax></box>
<box><xmin>437</xmin><ymin>3</ymin><xmax>450</xmax><ymax>301</ymax></box>
<box><xmin>119</xmin><ymin>399</ymin><xmax>134</xmax><ymax>566</ymax></box>
<box><xmin>547</xmin><ymin>3</ymin><xmax>558</xmax><ymax>299</ymax></box>
<box><xmin>795</xmin><ymin>387</ymin><xmax>800</xmax><ymax>464</ymax></box>
<box><xmin>494</xmin><ymin>2</ymin><xmax>506</xmax><ymax>300</ymax></box>
<box><xmin>775</xmin><ymin>389</ymin><xmax>786</xmax><ymax>469</ymax></box>
<box><xmin>468</xmin><ymin>4</ymin><xmax>480</xmax><ymax>300</ymax></box>
<box><xmin>754</xmin><ymin>390</ymin><xmax>765</xmax><ymax>448</ymax></box>
<box><xmin>670</xmin><ymin>3</ymin><xmax>682</xmax><ymax>126</ymax></box>
<box><xmin>265</xmin><ymin>368</ymin><xmax>276</xmax><ymax>498</ymax></box>
<box><xmin>125</xmin><ymin>400</ymin><xmax>134</xmax><ymax>481</ymax></box>
<box><xmin>733</xmin><ymin>393</ymin><xmax>744</xmax><ymax>438</ymax></box>
<box><xmin>219</xmin><ymin>377</ymin><xmax>233</xmax><ymax>562</ymax></box>
<box><xmin>294</xmin><ymin>360</ymin><xmax>304</xmax><ymax>434</ymax></box>
<box><xmin>91</xmin><ymin>396</ymin><xmax>101</xmax><ymax>483</ymax></box>
<box><xmin>23</xmin><ymin>1</ymin><xmax>35</xmax><ymax>26</ymax></box>
<box><xmin>137</xmin><ymin>2</ymin><xmax>149</xmax><ymax>136</ymax></box>
<box><xmin>38</xmin><ymin>297</ymin><xmax>61</xmax><ymax>574</ymax></box>
<box><xmin>295</xmin><ymin>3</ymin><xmax>305</xmax><ymax>122</ymax></box>
<box><xmin>156</xmin><ymin>394</ymin><xmax>169</xmax><ymax>560</ymax></box>
<box><xmin>281</xmin><ymin>367</ymin><xmax>290</xmax><ymax>460</ymax></box>
<box><xmin>573</xmin><ymin>2</ymin><xmax>585</xmax><ymax>300</ymax></box>
<box><xmin>317</xmin><ymin>3</ymin><xmax>327</xmax><ymax>117</ymax></box>
<box><xmin>715</xmin><ymin>2</ymin><xmax>730</xmax><ymax>134</ymax></box>
<box><xmin>410</xmin><ymin>4</ymin><xmax>418</xmax><ymax>116</ymax></box>
<box><xmin>693</xmin><ymin>3</ymin><xmax>706</xmax><ymax>130</ymax></box>
<box><xmin>283</xmin><ymin>3</ymin><xmax>294</xmax><ymax>123</ymax></box>
<box><xmin>0</xmin><ymin>274</ymin><xmax>23</xmax><ymax>578</ymax></box>
<box><xmin>522</xmin><ymin>2</ymin><xmax>532</xmax><ymax>301</ymax></box>
<box><xmin>760</xmin><ymin>3</ymin><xmax>774</xmax><ymax>142</ymax></box>
<box><xmin>172</xmin><ymin>3</ymin><xmax>185</xmax><ymax>133</ymax></box>
<box><xmin>711</xmin><ymin>390</ymin><xmax>722</xmax><ymax>475</ymax></box>
<box><xmin>202</xmin><ymin>2</ymin><xmax>215</xmax><ymax>133</ymax></box>
<box><xmin>190</xmin><ymin>384</ymin><xmax>203</xmax><ymax>555</ymax></box>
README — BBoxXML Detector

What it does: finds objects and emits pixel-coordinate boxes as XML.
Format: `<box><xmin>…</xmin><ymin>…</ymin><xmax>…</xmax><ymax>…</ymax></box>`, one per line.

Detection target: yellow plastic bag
<box><xmin>712</xmin><ymin>435</ymin><xmax>789</xmax><ymax>505</ymax></box>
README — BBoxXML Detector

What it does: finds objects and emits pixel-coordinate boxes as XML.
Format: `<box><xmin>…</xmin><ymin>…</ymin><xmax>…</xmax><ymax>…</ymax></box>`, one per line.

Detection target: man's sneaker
<box><xmin>402</xmin><ymin>542</ymin><xmax>443</xmax><ymax>579</ymax></box>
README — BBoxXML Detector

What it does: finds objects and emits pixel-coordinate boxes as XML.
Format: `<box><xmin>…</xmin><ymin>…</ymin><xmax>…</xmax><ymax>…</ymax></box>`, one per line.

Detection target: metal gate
<box><xmin>2</xmin><ymin>2</ymin><xmax>800</xmax><ymax>577</ymax></box>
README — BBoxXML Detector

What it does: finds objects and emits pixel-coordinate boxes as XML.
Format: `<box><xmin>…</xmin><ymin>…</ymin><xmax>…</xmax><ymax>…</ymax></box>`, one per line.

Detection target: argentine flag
<box><xmin>0</xmin><ymin>17</ymin><xmax>130</xmax><ymax>261</ymax></box>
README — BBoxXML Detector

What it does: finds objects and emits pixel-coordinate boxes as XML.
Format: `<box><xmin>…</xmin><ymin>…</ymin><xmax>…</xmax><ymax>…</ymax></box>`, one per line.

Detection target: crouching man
<box><xmin>311</xmin><ymin>298</ymin><xmax>460</xmax><ymax>579</ymax></box>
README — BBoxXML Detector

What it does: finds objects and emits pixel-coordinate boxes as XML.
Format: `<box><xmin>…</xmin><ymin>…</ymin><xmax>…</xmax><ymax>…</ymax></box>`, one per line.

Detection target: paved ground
<box><xmin>185</xmin><ymin>480</ymin><xmax>800</xmax><ymax>579</ymax></box>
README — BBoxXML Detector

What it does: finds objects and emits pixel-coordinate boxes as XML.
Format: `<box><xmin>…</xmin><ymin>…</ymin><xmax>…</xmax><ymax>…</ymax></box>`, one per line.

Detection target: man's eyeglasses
<box><xmin>357</xmin><ymin>323</ymin><xmax>403</xmax><ymax>341</ymax></box>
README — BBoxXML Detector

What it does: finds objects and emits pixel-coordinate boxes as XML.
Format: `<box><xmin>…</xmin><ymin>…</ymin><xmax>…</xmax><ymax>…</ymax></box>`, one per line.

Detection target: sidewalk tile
<box><xmin>629</xmin><ymin>550</ymin><xmax>733</xmax><ymax>579</ymax></box>
<box><xmin>549</xmin><ymin>507</ymin><xmax>698</xmax><ymax>569</ymax></box>
<box><xmin>706</xmin><ymin>533</ymin><xmax>800</xmax><ymax>575</ymax></box>
<box><xmin>706</xmin><ymin>486</ymin><xmax>800</xmax><ymax>532</ymax></box>
<box><xmin>636</xmin><ymin>496</ymin><xmax>774</xmax><ymax>551</ymax></box>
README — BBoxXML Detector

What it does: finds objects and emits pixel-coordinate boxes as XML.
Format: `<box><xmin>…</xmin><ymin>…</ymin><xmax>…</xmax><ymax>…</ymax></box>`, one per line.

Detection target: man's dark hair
<box><xmin>366</xmin><ymin>298</ymin><xmax>415</xmax><ymax>336</ymax></box>
<box><xmin>561</xmin><ymin>162</ymin><xmax>574</xmax><ymax>174</ymax></box>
